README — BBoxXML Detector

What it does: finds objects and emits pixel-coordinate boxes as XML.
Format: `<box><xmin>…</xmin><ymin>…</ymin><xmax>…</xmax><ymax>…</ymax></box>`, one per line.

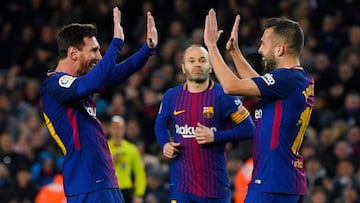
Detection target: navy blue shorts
<box><xmin>245</xmin><ymin>189</ymin><xmax>304</xmax><ymax>203</ymax></box>
<box><xmin>67</xmin><ymin>188</ymin><xmax>124</xmax><ymax>203</ymax></box>
<box><xmin>170</xmin><ymin>191</ymin><xmax>231</xmax><ymax>203</ymax></box>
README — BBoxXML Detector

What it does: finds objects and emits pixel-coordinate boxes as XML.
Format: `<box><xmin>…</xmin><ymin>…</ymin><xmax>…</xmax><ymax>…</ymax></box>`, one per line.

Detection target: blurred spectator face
<box><xmin>126</xmin><ymin>119</ymin><xmax>140</xmax><ymax>141</ymax></box>
<box><xmin>314</xmin><ymin>53</ymin><xmax>330</xmax><ymax>72</ymax></box>
<box><xmin>337</xmin><ymin>63</ymin><xmax>353</xmax><ymax>82</ymax></box>
<box><xmin>334</xmin><ymin>140</ymin><xmax>353</xmax><ymax>160</ymax></box>
<box><xmin>42</xmin><ymin>158</ymin><xmax>55</xmax><ymax>175</ymax></box>
<box><xmin>321</xmin><ymin>15</ymin><xmax>336</xmax><ymax>33</ymax></box>
<box><xmin>310</xmin><ymin>188</ymin><xmax>327</xmax><ymax>203</ymax></box>
<box><xmin>0</xmin><ymin>133</ymin><xmax>14</xmax><ymax>153</ymax></box>
<box><xmin>348</xmin><ymin>26</ymin><xmax>360</xmax><ymax>46</ymax></box>
<box><xmin>300</xmin><ymin>143</ymin><xmax>316</xmax><ymax>159</ymax></box>
<box><xmin>342</xmin><ymin>187</ymin><xmax>358</xmax><ymax>203</ymax></box>
<box><xmin>16</xmin><ymin>169</ymin><xmax>31</xmax><ymax>188</ymax></box>
<box><xmin>346</xmin><ymin>126</ymin><xmax>360</xmax><ymax>144</ymax></box>
<box><xmin>346</xmin><ymin>51</ymin><xmax>360</xmax><ymax>68</ymax></box>
<box><xmin>344</xmin><ymin>92</ymin><xmax>360</xmax><ymax>112</ymax></box>
<box><xmin>108</xmin><ymin>93</ymin><xmax>126</xmax><ymax>117</ymax></box>
<box><xmin>169</xmin><ymin>20</ymin><xmax>185</xmax><ymax>38</ymax></box>
<box><xmin>336</xmin><ymin>160</ymin><xmax>354</xmax><ymax>178</ymax></box>
<box><xmin>319</xmin><ymin>128</ymin><xmax>335</xmax><ymax>147</ymax></box>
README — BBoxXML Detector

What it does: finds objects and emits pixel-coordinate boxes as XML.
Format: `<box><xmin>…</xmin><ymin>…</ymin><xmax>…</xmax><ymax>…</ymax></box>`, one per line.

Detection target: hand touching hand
<box><xmin>195</xmin><ymin>122</ymin><xmax>215</xmax><ymax>144</ymax></box>
<box><xmin>204</xmin><ymin>9</ymin><xmax>223</xmax><ymax>48</ymax></box>
<box><xmin>146</xmin><ymin>11</ymin><xmax>158</xmax><ymax>49</ymax></box>
<box><xmin>113</xmin><ymin>7</ymin><xmax>124</xmax><ymax>40</ymax></box>
<box><xmin>163</xmin><ymin>142</ymin><xmax>180</xmax><ymax>159</ymax></box>
<box><xmin>226</xmin><ymin>15</ymin><xmax>241</xmax><ymax>52</ymax></box>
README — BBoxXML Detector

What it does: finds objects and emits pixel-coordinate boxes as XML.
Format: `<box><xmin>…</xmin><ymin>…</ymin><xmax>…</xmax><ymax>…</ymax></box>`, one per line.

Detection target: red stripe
<box><xmin>270</xmin><ymin>100</ymin><xmax>282</xmax><ymax>149</ymax></box>
<box><xmin>67</xmin><ymin>108</ymin><xmax>81</xmax><ymax>150</ymax></box>
<box><xmin>192</xmin><ymin>93</ymin><xmax>202</xmax><ymax>196</ymax></box>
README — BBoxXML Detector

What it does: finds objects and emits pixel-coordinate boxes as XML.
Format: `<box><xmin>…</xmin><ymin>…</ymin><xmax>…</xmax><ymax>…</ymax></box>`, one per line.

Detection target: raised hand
<box><xmin>146</xmin><ymin>11</ymin><xmax>158</xmax><ymax>49</ymax></box>
<box><xmin>204</xmin><ymin>9</ymin><xmax>223</xmax><ymax>48</ymax></box>
<box><xmin>226</xmin><ymin>15</ymin><xmax>241</xmax><ymax>52</ymax></box>
<box><xmin>113</xmin><ymin>7</ymin><xmax>124</xmax><ymax>40</ymax></box>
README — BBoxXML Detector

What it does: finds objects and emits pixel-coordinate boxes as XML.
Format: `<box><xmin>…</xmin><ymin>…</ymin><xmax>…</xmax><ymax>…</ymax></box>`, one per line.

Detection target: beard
<box><xmin>184</xmin><ymin>69</ymin><xmax>209</xmax><ymax>83</ymax></box>
<box><xmin>263</xmin><ymin>53</ymin><xmax>277</xmax><ymax>72</ymax></box>
<box><xmin>77</xmin><ymin>59</ymin><xmax>97</xmax><ymax>76</ymax></box>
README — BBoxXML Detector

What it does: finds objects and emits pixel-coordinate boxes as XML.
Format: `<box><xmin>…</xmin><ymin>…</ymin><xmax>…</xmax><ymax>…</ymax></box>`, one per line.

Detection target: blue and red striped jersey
<box><xmin>250</xmin><ymin>68</ymin><xmax>314</xmax><ymax>195</ymax></box>
<box><xmin>155</xmin><ymin>81</ymin><xmax>254</xmax><ymax>198</ymax></box>
<box><xmin>40</xmin><ymin>39</ymin><xmax>154</xmax><ymax>196</ymax></box>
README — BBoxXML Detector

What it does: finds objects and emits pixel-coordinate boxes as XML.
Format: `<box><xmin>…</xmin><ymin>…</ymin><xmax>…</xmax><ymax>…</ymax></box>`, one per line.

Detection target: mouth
<box><xmin>89</xmin><ymin>62</ymin><xmax>97</xmax><ymax>70</ymax></box>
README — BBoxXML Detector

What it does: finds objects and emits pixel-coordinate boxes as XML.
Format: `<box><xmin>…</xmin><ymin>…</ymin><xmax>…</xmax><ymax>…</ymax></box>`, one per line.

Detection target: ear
<box><xmin>276</xmin><ymin>45</ymin><xmax>285</xmax><ymax>57</ymax></box>
<box><xmin>68</xmin><ymin>46</ymin><xmax>78</xmax><ymax>60</ymax></box>
<box><xmin>181</xmin><ymin>63</ymin><xmax>185</xmax><ymax>74</ymax></box>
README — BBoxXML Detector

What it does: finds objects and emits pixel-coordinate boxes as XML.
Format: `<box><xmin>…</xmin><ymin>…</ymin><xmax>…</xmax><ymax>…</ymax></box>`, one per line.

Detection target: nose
<box><xmin>96</xmin><ymin>51</ymin><xmax>102</xmax><ymax>60</ymax></box>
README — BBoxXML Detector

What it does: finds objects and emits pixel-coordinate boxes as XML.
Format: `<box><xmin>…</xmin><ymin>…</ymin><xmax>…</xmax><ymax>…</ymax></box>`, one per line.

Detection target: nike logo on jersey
<box><xmin>173</xmin><ymin>110</ymin><xmax>186</xmax><ymax>115</ymax></box>
<box><xmin>95</xmin><ymin>179</ymin><xmax>104</xmax><ymax>183</ymax></box>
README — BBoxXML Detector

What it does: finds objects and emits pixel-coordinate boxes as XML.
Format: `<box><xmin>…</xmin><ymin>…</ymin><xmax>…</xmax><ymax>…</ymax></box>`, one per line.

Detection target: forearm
<box><xmin>214</xmin><ymin>116</ymin><xmax>255</xmax><ymax>142</ymax></box>
<box><xmin>110</xmin><ymin>44</ymin><xmax>155</xmax><ymax>83</ymax></box>
<box><xmin>229</xmin><ymin>49</ymin><xmax>259</xmax><ymax>78</ymax></box>
<box><xmin>207</xmin><ymin>46</ymin><xmax>250</xmax><ymax>95</ymax></box>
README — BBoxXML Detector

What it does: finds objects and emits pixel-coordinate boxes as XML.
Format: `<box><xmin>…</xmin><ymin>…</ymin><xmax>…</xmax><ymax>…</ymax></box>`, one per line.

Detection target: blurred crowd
<box><xmin>0</xmin><ymin>0</ymin><xmax>359</xmax><ymax>202</ymax></box>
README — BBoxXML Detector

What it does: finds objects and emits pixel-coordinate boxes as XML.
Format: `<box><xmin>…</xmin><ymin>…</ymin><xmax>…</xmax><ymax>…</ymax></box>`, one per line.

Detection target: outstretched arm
<box><xmin>107</xmin><ymin>11</ymin><xmax>159</xmax><ymax>85</ymax></box>
<box><xmin>204</xmin><ymin>9</ymin><xmax>260</xmax><ymax>96</ymax></box>
<box><xmin>226</xmin><ymin>15</ymin><xmax>259</xmax><ymax>78</ymax></box>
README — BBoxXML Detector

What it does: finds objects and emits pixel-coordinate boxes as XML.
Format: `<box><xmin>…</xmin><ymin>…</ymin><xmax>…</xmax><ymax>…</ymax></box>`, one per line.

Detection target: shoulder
<box><xmin>163</xmin><ymin>84</ymin><xmax>183</xmax><ymax>97</ymax></box>
<box><xmin>42</xmin><ymin>73</ymin><xmax>77</xmax><ymax>88</ymax></box>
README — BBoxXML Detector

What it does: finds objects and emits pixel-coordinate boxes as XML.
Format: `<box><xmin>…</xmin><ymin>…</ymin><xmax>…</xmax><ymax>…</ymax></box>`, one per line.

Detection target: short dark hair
<box><xmin>57</xmin><ymin>23</ymin><xmax>98</xmax><ymax>59</ymax></box>
<box><xmin>265</xmin><ymin>18</ymin><xmax>304</xmax><ymax>57</ymax></box>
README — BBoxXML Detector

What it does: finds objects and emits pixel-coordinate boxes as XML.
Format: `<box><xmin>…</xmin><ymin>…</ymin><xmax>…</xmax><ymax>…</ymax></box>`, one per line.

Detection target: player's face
<box><xmin>258</xmin><ymin>28</ymin><xmax>277</xmax><ymax>71</ymax></box>
<box><xmin>182</xmin><ymin>47</ymin><xmax>211</xmax><ymax>83</ymax></box>
<box><xmin>77</xmin><ymin>37</ymin><xmax>102</xmax><ymax>76</ymax></box>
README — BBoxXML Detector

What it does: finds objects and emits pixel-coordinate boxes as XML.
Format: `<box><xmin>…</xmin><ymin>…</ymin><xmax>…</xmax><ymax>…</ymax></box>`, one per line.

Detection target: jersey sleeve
<box><xmin>154</xmin><ymin>89</ymin><xmax>173</xmax><ymax>149</ymax></box>
<box><xmin>252</xmin><ymin>69</ymin><xmax>296</xmax><ymax>99</ymax></box>
<box><xmin>213</xmin><ymin>94</ymin><xmax>255</xmax><ymax>142</ymax></box>
<box><xmin>106</xmin><ymin>44</ymin><xmax>156</xmax><ymax>86</ymax></box>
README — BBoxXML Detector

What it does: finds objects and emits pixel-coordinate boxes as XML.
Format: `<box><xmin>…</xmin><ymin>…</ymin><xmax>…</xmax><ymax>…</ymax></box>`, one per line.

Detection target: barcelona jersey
<box><xmin>155</xmin><ymin>81</ymin><xmax>254</xmax><ymax>198</ymax></box>
<box><xmin>40</xmin><ymin>38</ymin><xmax>154</xmax><ymax>196</ymax></box>
<box><xmin>250</xmin><ymin>68</ymin><xmax>314</xmax><ymax>195</ymax></box>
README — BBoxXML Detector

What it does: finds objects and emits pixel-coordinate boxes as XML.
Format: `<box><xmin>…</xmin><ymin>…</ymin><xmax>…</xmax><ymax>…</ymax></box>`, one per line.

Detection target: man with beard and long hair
<box><xmin>154</xmin><ymin>44</ymin><xmax>255</xmax><ymax>203</ymax></box>
<box><xmin>40</xmin><ymin>7</ymin><xmax>158</xmax><ymax>203</ymax></box>
<box><xmin>204</xmin><ymin>9</ymin><xmax>314</xmax><ymax>203</ymax></box>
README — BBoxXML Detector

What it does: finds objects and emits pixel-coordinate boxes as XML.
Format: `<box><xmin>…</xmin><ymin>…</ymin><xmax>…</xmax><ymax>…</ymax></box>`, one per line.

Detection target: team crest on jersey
<box><xmin>202</xmin><ymin>106</ymin><xmax>214</xmax><ymax>118</ymax></box>
<box><xmin>59</xmin><ymin>75</ymin><xmax>76</xmax><ymax>88</ymax></box>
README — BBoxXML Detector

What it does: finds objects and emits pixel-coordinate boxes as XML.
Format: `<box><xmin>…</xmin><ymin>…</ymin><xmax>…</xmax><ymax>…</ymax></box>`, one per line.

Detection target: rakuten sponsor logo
<box><xmin>175</xmin><ymin>124</ymin><xmax>217</xmax><ymax>138</ymax></box>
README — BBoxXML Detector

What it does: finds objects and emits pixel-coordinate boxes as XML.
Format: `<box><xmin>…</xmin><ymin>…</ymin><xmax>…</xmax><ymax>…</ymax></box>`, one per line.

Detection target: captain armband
<box><xmin>230</xmin><ymin>106</ymin><xmax>250</xmax><ymax>124</ymax></box>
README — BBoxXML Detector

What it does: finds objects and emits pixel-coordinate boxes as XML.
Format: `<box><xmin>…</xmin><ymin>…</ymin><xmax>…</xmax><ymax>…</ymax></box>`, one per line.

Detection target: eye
<box><xmin>199</xmin><ymin>58</ymin><xmax>206</xmax><ymax>63</ymax></box>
